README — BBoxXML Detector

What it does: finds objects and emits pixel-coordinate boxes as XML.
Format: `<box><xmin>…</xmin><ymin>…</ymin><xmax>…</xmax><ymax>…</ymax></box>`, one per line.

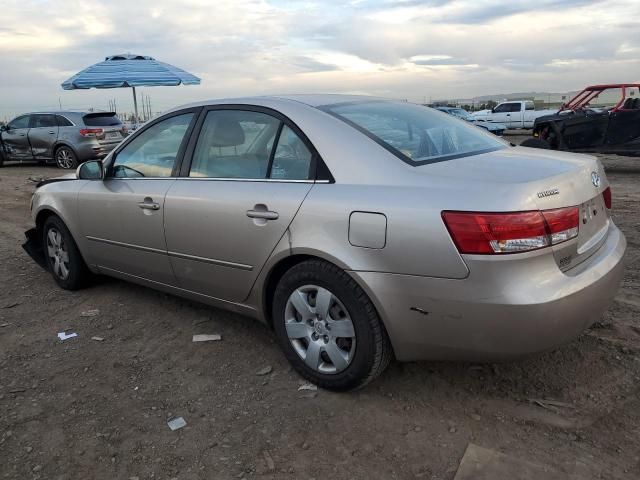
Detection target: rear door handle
<box><xmin>48</xmin><ymin>131</ymin><xmax>56</xmax><ymax>134</ymax></box>
<box><xmin>246</xmin><ymin>209</ymin><xmax>279</xmax><ymax>220</ymax></box>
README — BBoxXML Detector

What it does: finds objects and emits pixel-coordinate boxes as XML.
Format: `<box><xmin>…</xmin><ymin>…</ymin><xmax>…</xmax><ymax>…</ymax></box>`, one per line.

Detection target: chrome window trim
<box><xmin>105</xmin><ymin>177</ymin><xmax>329</xmax><ymax>183</ymax></box>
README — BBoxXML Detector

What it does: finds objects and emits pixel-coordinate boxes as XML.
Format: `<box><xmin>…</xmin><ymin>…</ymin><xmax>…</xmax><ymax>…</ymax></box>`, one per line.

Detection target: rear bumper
<box><xmin>350</xmin><ymin>223</ymin><xmax>626</xmax><ymax>362</ymax></box>
<box><xmin>75</xmin><ymin>141</ymin><xmax>119</xmax><ymax>161</ymax></box>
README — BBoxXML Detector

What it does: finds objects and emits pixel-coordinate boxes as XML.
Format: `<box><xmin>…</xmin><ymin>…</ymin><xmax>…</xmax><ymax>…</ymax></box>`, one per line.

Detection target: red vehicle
<box><xmin>522</xmin><ymin>84</ymin><xmax>640</xmax><ymax>155</ymax></box>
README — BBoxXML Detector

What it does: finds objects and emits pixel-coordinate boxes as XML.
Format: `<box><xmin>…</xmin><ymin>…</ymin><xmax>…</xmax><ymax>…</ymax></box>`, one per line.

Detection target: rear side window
<box><xmin>32</xmin><ymin>114</ymin><xmax>57</xmax><ymax>128</ymax></box>
<box><xmin>322</xmin><ymin>101</ymin><xmax>505</xmax><ymax>165</ymax></box>
<box><xmin>56</xmin><ymin>115</ymin><xmax>73</xmax><ymax>127</ymax></box>
<box><xmin>83</xmin><ymin>113</ymin><xmax>122</xmax><ymax>127</ymax></box>
<box><xmin>190</xmin><ymin>110</ymin><xmax>279</xmax><ymax>179</ymax></box>
<box><xmin>270</xmin><ymin>126</ymin><xmax>313</xmax><ymax>180</ymax></box>
<box><xmin>525</xmin><ymin>101</ymin><xmax>535</xmax><ymax>111</ymax></box>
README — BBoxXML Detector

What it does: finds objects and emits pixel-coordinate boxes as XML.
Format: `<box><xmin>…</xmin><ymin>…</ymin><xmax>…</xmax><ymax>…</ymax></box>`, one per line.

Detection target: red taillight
<box><xmin>442</xmin><ymin>207</ymin><xmax>579</xmax><ymax>255</ymax></box>
<box><xmin>602</xmin><ymin>186</ymin><xmax>612</xmax><ymax>209</ymax></box>
<box><xmin>79</xmin><ymin>128</ymin><xmax>104</xmax><ymax>137</ymax></box>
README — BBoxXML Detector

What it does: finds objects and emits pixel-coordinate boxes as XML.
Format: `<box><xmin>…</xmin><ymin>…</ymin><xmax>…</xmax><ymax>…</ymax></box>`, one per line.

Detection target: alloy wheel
<box><xmin>56</xmin><ymin>148</ymin><xmax>74</xmax><ymax>169</ymax></box>
<box><xmin>284</xmin><ymin>285</ymin><xmax>356</xmax><ymax>374</ymax></box>
<box><xmin>46</xmin><ymin>228</ymin><xmax>70</xmax><ymax>280</ymax></box>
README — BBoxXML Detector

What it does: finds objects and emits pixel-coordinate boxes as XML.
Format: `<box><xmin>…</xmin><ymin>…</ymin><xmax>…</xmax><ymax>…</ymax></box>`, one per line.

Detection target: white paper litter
<box><xmin>192</xmin><ymin>334</ymin><xmax>221</xmax><ymax>342</ymax></box>
<box><xmin>298</xmin><ymin>383</ymin><xmax>318</xmax><ymax>391</ymax></box>
<box><xmin>91</xmin><ymin>336</ymin><xmax>105</xmax><ymax>342</ymax></box>
<box><xmin>167</xmin><ymin>416</ymin><xmax>187</xmax><ymax>431</ymax></box>
<box><xmin>57</xmin><ymin>332</ymin><xmax>78</xmax><ymax>341</ymax></box>
<box><xmin>80</xmin><ymin>309</ymin><xmax>100</xmax><ymax>317</ymax></box>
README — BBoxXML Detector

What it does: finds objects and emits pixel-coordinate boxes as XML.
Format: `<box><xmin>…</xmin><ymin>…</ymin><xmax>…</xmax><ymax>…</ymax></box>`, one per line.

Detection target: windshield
<box><xmin>321</xmin><ymin>101</ymin><xmax>506</xmax><ymax>165</ymax></box>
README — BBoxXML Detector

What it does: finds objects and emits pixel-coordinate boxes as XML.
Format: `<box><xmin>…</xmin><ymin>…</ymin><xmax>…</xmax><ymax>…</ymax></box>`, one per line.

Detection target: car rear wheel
<box><xmin>273</xmin><ymin>260</ymin><xmax>392</xmax><ymax>391</ymax></box>
<box><xmin>55</xmin><ymin>146</ymin><xmax>78</xmax><ymax>169</ymax></box>
<box><xmin>520</xmin><ymin>137</ymin><xmax>551</xmax><ymax>149</ymax></box>
<box><xmin>42</xmin><ymin>216</ymin><xmax>91</xmax><ymax>290</ymax></box>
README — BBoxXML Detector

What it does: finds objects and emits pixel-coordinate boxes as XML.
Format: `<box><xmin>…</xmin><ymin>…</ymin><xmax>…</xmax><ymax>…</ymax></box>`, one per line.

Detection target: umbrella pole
<box><xmin>132</xmin><ymin>86</ymin><xmax>139</xmax><ymax>126</ymax></box>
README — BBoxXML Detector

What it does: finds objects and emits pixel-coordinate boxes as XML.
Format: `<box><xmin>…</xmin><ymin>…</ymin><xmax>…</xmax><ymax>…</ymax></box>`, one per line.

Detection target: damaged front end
<box><xmin>22</xmin><ymin>227</ymin><xmax>48</xmax><ymax>271</ymax></box>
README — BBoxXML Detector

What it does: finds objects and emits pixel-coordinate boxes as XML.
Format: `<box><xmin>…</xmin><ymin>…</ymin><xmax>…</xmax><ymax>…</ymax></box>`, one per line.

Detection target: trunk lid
<box><xmin>422</xmin><ymin>146</ymin><xmax>610</xmax><ymax>270</ymax></box>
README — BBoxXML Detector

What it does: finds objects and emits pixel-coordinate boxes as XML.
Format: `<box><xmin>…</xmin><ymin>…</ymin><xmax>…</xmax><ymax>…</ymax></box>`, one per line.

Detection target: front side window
<box><xmin>8</xmin><ymin>115</ymin><xmax>30</xmax><ymax>129</ymax></box>
<box><xmin>508</xmin><ymin>103</ymin><xmax>522</xmax><ymax>112</ymax></box>
<box><xmin>32</xmin><ymin>114</ymin><xmax>57</xmax><ymax>128</ymax></box>
<box><xmin>190</xmin><ymin>110</ymin><xmax>280</xmax><ymax>179</ymax></box>
<box><xmin>112</xmin><ymin>113</ymin><xmax>193</xmax><ymax>178</ymax></box>
<box><xmin>323</xmin><ymin>101</ymin><xmax>505</xmax><ymax>165</ymax></box>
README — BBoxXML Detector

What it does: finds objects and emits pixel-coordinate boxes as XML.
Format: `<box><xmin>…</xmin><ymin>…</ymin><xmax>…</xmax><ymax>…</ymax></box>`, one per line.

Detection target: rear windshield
<box><xmin>321</xmin><ymin>101</ymin><xmax>506</xmax><ymax>165</ymax></box>
<box><xmin>83</xmin><ymin>113</ymin><xmax>122</xmax><ymax>127</ymax></box>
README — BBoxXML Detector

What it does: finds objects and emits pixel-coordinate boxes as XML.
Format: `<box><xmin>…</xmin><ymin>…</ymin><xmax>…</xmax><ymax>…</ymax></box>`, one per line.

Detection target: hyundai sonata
<box><xmin>24</xmin><ymin>95</ymin><xmax>626</xmax><ymax>390</ymax></box>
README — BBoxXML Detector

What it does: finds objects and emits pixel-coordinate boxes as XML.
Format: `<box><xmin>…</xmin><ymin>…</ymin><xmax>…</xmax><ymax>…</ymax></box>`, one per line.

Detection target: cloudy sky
<box><xmin>1</xmin><ymin>0</ymin><xmax>639</xmax><ymax>118</ymax></box>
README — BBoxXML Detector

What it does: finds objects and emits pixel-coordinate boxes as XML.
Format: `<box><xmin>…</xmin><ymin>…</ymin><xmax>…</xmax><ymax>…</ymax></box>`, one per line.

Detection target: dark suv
<box><xmin>0</xmin><ymin>111</ymin><xmax>126</xmax><ymax>169</ymax></box>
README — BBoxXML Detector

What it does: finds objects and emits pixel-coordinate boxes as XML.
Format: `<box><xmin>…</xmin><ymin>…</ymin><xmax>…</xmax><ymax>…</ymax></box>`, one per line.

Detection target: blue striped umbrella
<box><xmin>61</xmin><ymin>54</ymin><xmax>200</xmax><ymax>123</ymax></box>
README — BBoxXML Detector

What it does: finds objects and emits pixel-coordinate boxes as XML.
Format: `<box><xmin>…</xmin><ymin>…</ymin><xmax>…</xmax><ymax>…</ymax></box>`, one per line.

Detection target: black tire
<box><xmin>272</xmin><ymin>260</ymin><xmax>392</xmax><ymax>391</ymax></box>
<box><xmin>54</xmin><ymin>145</ymin><xmax>78</xmax><ymax>169</ymax></box>
<box><xmin>520</xmin><ymin>137</ymin><xmax>551</xmax><ymax>149</ymax></box>
<box><xmin>42</xmin><ymin>215</ymin><xmax>91</xmax><ymax>290</ymax></box>
<box><xmin>0</xmin><ymin>147</ymin><xmax>5</xmax><ymax>167</ymax></box>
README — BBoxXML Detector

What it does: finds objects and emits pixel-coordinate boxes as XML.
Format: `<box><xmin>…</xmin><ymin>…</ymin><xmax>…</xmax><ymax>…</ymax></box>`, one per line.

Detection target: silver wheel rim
<box><xmin>284</xmin><ymin>285</ymin><xmax>356</xmax><ymax>374</ymax></box>
<box><xmin>46</xmin><ymin>228</ymin><xmax>70</xmax><ymax>280</ymax></box>
<box><xmin>56</xmin><ymin>149</ymin><xmax>73</xmax><ymax>169</ymax></box>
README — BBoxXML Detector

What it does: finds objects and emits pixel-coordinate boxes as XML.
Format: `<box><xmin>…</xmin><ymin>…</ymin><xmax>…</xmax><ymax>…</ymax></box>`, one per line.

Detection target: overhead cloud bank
<box><xmin>0</xmin><ymin>0</ymin><xmax>639</xmax><ymax>116</ymax></box>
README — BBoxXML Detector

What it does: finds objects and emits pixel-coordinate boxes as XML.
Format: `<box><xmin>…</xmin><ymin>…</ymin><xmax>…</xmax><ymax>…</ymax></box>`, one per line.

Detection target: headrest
<box><xmin>209</xmin><ymin>120</ymin><xmax>245</xmax><ymax>147</ymax></box>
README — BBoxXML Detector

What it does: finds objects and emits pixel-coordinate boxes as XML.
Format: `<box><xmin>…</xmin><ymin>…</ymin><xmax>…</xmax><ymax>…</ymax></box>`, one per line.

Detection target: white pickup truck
<box><xmin>470</xmin><ymin>101</ymin><xmax>556</xmax><ymax>129</ymax></box>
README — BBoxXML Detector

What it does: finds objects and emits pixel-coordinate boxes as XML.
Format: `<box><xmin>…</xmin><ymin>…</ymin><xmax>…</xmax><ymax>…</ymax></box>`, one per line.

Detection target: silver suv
<box><xmin>0</xmin><ymin>111</ymin><xmax>126</xmax><ymax>169</ymax></box>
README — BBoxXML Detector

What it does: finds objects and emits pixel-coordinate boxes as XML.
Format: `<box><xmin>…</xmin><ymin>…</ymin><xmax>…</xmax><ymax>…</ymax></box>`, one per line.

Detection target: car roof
<box><xmin>20</xmin><ymin>111</ymin><xmax>117</xmax><ymax>116</ymax></box>
<box><xmin>172</xmin><ymin>94</ymin><xmax>392</xmax><ymax>112</ymax></box>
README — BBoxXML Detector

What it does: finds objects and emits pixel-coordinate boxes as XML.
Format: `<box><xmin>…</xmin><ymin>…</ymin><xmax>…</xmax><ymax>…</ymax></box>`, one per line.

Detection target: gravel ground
<box><xmin>1</xmin><ymin>141</ymin><xmax>639</xmax><ymax>479</ymax></box>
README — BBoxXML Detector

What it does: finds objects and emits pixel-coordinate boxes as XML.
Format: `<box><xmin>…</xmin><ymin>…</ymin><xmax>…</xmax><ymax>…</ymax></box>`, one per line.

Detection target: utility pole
<box><xmin>58</xmin><ymin>97</ymin><xmax>62</xmax><ymax>110</ymax></box>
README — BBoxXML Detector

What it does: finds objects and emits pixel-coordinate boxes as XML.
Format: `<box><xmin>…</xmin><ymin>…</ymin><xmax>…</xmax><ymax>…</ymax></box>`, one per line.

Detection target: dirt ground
<box><xmin>1</xmin><ymin>134</ymin><xmax>639</xmax><ymax>479</ymax></box>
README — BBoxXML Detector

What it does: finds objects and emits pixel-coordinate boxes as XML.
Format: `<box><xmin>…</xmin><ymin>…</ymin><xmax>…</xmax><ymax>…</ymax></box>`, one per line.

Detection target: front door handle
<box><xmin>246</xmin><ymin>209</ymin><xmax>279</xmax><ymax>220</ymax></box>
<box><xmin>48</xmin><ymin>131</ymin><xmax>56</xmax><ymax>134</ymax></box>
<box><xmin>138</xmin><ymin>198</ymin><xmax>160</xmax><ymax>210</ymax></box>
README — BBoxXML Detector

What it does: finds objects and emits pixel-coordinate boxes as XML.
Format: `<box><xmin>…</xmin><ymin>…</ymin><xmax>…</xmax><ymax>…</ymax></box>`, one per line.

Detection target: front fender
<box><xmin>31</xmin><ymin>180</ymin><xmax>93</xmax><ymax>269</ymax></box>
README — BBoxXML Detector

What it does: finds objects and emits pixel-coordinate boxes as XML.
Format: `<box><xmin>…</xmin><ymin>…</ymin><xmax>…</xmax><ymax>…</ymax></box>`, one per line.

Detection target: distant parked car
<box><xmin>470</xmin><ymin>101</ymin><xmax>556</xmax><ymax>129</ymax></box>
<box><xmin>0</xmin><ymin>111</ymin><xmax>126</xmax><ymax>169</ymax></box>
<box><xmin>435</xmin><ymin>106</ymin><xmax>506</xmax><ymax>136</ymax></box>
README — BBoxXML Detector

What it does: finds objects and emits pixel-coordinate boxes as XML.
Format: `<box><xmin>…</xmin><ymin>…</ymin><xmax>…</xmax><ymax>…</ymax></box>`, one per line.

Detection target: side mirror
<box><xmin>491</xmin><ymin>107</ymin><xmax>496</xmax><ymax>113</ymax></box>
<box><xmin>77</xmin><ymin>160</ymin><xmax>104</xmax><ymax>180</ymax></box>
<box><xmin>0</xmin><ymin>125</ymin><xmax>8</xmax><ymax>132</ymax></box>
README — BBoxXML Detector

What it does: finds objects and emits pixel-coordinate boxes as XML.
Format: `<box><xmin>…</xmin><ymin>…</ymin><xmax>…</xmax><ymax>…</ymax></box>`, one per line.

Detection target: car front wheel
<box><xmin>42</xmin><ymin>216</ymin><xmax>91</xmax><ymax>290</ymax></box>
<box><xmin>273</xmin><ymin>260</ymin><xmax>392</xmax><ymax>391</ymax></box>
